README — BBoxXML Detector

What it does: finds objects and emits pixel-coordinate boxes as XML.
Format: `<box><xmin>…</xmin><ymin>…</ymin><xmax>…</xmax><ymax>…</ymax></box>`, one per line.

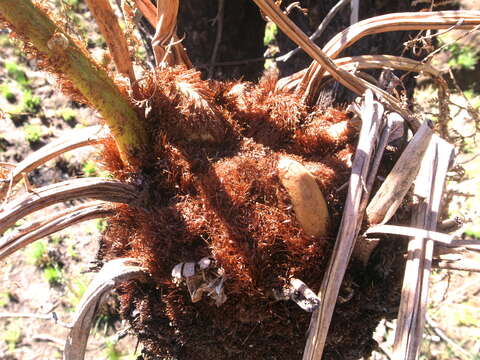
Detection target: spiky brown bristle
<box><xmin>99</xmin><ymin>67</ymin><xmax>357</xmax><ymax>359</ymax></box>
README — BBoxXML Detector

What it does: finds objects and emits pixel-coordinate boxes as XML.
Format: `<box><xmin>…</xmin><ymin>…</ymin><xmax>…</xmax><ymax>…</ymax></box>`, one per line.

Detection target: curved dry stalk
<box><xmin>0</xmin><ymin>126</ymin><xmax>106</xmax><ymax>199</ymax></box>
<box><xmin>277</xmin><ymin>55</ymin><xmax>445</xmax><ymax>92</ymax></box>
<box><xmin>300</xmin><ymin>10</ymin><xmax>480</xmax><ymax>103</ymax></box>
<box><xmin>0</xmin><ymin>201</ymin><xmax>114</xmax><ymax>261</ymax></box>
<box><xmin>133</xmin><ymin>0</ymin><xmax>192</xmax><ymax>67</ymax></box>
<box><xmin>0</xmin><ymin>178</ymin><xmax>137</xmax><ymax>234</ymax></box>
<box><xmin>85</xmin><ymin>0</ymin><xmax>136</xmax><ymax>84</ymax></box>
<box><xmin>64</xmin><ymin>258</ymin><xmax>148</xmax><ymax>360</ymax></box>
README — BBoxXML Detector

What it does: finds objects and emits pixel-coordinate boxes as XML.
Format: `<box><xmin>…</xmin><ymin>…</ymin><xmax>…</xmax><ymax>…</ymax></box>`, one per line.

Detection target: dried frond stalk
<box><xmin>64</xmin><ymin>258</ymin><xmax>147</xmax><ymax>360</ymax></box>
<box><xmin>393</xmin><ymin>136</ymin><xmax>454</xmax><ymax>359</ymax></box>
<box><xmin>85</xmin><ymin>0</ymin><xmax>136</xmax><ymax>83</ymax></box>
<box><xmin>0</xmin><ymin>202</ymin><xmax>113</xmax><ymax>260</ymax></box>
<box><xmin>278</xmin><ymin>55</ymin><xmax>444</xmax><ymax>92</ymax></box>
<box><xmin>0</xmin><ymin>178</ymin><xmax>137</xmax><ymax>234</ymax></box>
<box><xmin>251</xmin><ymin>0</ymin><xmax>418</xmax><ymax>128</ymax></box>
<box><xmin>303</xmin><ymin>90</ymin><xmax>386</xmax><ymax>360</ymax></box>
<box><xmin>134</xmin><ymin>0</ymin><xmax>191</xmax><ymax>67</ymax></box>
<box><xmin>0</xmin><ymin>125</ymin><xmax>105</xmax><ymax>199</ymax></box>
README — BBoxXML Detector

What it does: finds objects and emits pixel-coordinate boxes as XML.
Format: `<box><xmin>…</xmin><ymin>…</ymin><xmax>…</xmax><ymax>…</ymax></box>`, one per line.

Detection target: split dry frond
<box><xmin>0</xmin><ymin>201</ymin><xmax>113</xmax><ymax>260</ymax></box>
<box><xmin>0</xmin><ymin>125</ymin><xmax>106</xmax><ymax>198</ymax></box>
<box><xmin>0</xmin><ymin>178</ymin><xmax>137</xmax><ymax>234</ymax></box>
<box><xmin>64</xmin><ymin>258</ymin><xmax>147</xmax><ymax>360</ymax></box>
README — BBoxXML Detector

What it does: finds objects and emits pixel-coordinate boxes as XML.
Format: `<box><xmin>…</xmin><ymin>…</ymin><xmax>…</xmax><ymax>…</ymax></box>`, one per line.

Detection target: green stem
<box><xmin>0</xmin><ymin>0</ymin><xmax>148</xmax><ymax>165</ymax></box>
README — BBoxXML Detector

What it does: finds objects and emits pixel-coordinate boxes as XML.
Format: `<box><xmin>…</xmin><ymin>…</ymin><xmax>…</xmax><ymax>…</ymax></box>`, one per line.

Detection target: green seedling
<box><xmin>43</xmin><ymin>264</ymin><xmax>63</xmax><ymax>286</ymax></box>
<box><xmin>4</xmin><ymin>61</ymin><xmax>28</xmax><ymax>86</ymax></box>
<box><xmin>59</xmin><ymin>108</ymin><xmax>77</xmax><ymax>125</ymax></box>
<box><xmin>48</xmin><ymin>234</ymin><xmax>64</xmax><ymax>245</ymax></box>
<box><xmin>25</xmin><ymin>240</ymin><xmax>48</xmax><ymax>267</ymax></box>
<box><xmin>20</xmin><ymin>90</ymin><xmax>41</xmax><ymax>113</ymax></box>
<box><xmin>23</xmin><ymin>124</ymin><xmax>44</xmax><ymax>143</ymax></box>
<box><xmin>0</xmin><ymin>291</ymin><xmax>13</xmax><ymax>307</ymax></box>
<box><xmin>104</xmin><ymin>339</ymin><xmax>122</xmax><ymax>360</ymax></box>
<box><xmin>67</xmin><ymin>276</ymin><xmax>89</xmax><ymax>309</ymax></box>
<box><xmin>96</xmin><ymin>218</ymin><xmax>107</xmax><ymax>233</ymax></box>
<box><xmin>445</xmin><ymin>43</ymin><xmax>480</xmax><ymax>71</ymax></box>
<box><xmin>0</xmin><ymin>82</ymin><xmax>16</xmax><ymax>102</ymax></box>
<box><xmin>67</xmin><ymin>243</ymin><xmax>78</xmax><ymax>259</ymax></box>
<box><xmin>264</xmin><ymin>22</ymin><xmax>278</xmax><ymax>46</ymax></box>
<box><xmin>82</xmin><ymin>159</ymin><xmax>98</xmax><ymax>176</ymax></box>
<box><xmin>2</xmin><ymin>321</ymin><xmax>22</xmax><ymax>353</ymax></box>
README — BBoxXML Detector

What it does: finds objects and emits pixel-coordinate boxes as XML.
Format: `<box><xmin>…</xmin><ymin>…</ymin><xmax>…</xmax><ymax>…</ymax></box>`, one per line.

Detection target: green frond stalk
<box><xmin>0</xmin><ymin>0</ymin><xmax>148</xmax><ymax>165</ymax></box>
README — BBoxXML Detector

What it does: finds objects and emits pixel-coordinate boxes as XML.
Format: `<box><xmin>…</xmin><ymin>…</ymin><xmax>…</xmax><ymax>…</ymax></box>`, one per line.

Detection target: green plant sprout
<box><xmin>0</xmin><ymin>82</ymin><xmax>16</xmax><ymax>102</ymax></box>
<box><xmin>59</xmin><ymin>108</ymin><xmax>77</xmax><ymax>125</ymax></box>
<box><xmin>104</xmin><ymin>339</ymin><xmax>123</xmax><ymax>360</ymax></box>
<box><xmin>445</xmin><ymin>43</ymin><xmax>480</xmax><ymax>71</ymax></box>
<box><xmin>43</xmin><ymin>264</ymin><xmax>63</xmax><ymax>286</ymax></box>
<box><xmin>20</xmin><ymin>90</ymin><xmax>41</xmax><ymax>113</ymax></box>
<box><xmin>264</xmin><ymin>22</ymin><xmax>278</xmax><ymax>46</ymax></box>
<box><xmin>23</xmin><ymin>124</ymin><xmax>44</xmax><ymax>143</ymax></box>
<box><xmin>2</xmin><ymin>321</ymin><xmax>22</xmax><ymax>353</ymax></box>
<box><xmin>0</xmin><ymin>291</ymin><xmax>13</xmax><ymax>307</ymax></box>
<box><xmin>82</xmin><ymin>159</ymin><xmax>98</xmax><ymax>176</ymax></box>
<box><xmin>25</xmin><ymin>239</ymin><xmax>48</xmax><ymax>266</ymax></box>
<box><xmin>4</xmin><ymin>61</ymin><xmax>28</xmax><ymax>86</ymax></box>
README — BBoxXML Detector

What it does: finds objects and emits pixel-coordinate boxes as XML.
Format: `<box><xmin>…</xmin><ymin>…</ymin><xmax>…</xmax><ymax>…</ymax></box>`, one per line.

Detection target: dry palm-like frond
<box><xmin>134</xmin><ymin>0</ymin><xmax>192</xmax><ymax>67</ymax></box>
<box><xmin>251</xmin><ymin>0</ymin><xmax>420</xmax><ymax>130</ymax></box>
<box><xmin>303</xmin><ymin>90</ymin><xmax>388</xmax><ymax>360</ymax></box>
<box><xmin>64</xmin><ymin>258</ymin><xmax>148</xmax><ymax>360</ymax></box>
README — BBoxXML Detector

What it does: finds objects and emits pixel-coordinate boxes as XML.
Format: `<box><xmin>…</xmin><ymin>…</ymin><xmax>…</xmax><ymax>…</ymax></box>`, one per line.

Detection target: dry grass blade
<box><xmin>64</xmin><ymin>258</ymin><xmax>147</xmax><ymax>360</ymax></box>
<box><xmin>392</xmin><ymin>136</ymin><xmax>454</xmax><ymax>360</ymax></box>
<box><xmin>300</xmin><ymin>10</ymin><xmax>480</xmax><ymax>104</ymax></box>
<box><xmin>0</xmin><ymin>178</ymin><xmax>137</xmax><ymax>234</ymax></box>
<box><xmin>0</xmin><ymin>202</ymin><xmax>113</xmax><ymax>261</ymax></box>
<box><xmin>278</xmin><ymin>55</ymin><xmax>444</xmax><ymax>92</ymax></box>
<box><xmin>85</xmin><ymin>0</ymin><xmax>136</xmax><ymax>84</ymax></box>
<box><xmin>0</xmin><ymin>125</ymin><xmax>105</xmax><ymax>199</ymax></box>
<box><xmin>302</xmin><ymin>90</ymin><xmax>386</xmax><ymax>360</ymax></box>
